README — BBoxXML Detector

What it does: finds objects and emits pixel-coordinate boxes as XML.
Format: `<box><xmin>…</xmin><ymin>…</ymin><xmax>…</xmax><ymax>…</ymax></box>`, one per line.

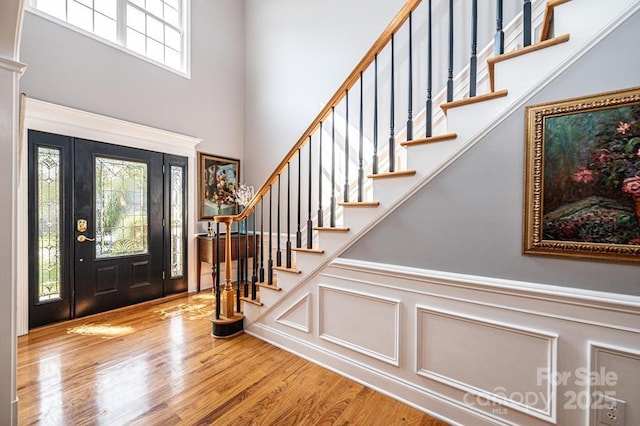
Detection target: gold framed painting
<box><xmin>198</xmin><ymin>152</ymin><xmax>240</xmax><ymax>220</ymax></box>
<box><xmin>524</xmin><ymin>86</ymin><xmax>640</xmax><ymax>263</ymax></box>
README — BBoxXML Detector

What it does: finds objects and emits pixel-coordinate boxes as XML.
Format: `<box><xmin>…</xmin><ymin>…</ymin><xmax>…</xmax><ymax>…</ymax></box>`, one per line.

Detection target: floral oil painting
<box><xmin>198</xmin><ymin>153</ymin><xmax>239</xmax><ymax>220</ymax></box>
<box><xmin>524</xmin><ymin>87</ymin><xmax>640</xmax><ymax>263</ymax></box>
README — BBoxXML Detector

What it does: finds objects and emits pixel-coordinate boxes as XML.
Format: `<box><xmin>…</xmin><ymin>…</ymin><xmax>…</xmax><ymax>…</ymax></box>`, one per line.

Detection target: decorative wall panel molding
<box><xmin>319</xmin><ymin>285</ymin><xmax>400</xmax><ymax>366</ymax></box>
<box><xmin>416</xmin><ymin>306</ymin><xmax>557</xmax><ymax>421</ymax></box>
<box><xmin>589</xmin><ymin>342</ymin><xmax>640</xmax><ymax>426</ymax></box>
<box><xmin>276</xmin><ymin>292</ymin><xmax>311</xmax><ymax>333</ymax></box>
<box><xmin>247</xmin><ymin>258</ymin><xmax>640</xmax><ymax>425</ymax></box>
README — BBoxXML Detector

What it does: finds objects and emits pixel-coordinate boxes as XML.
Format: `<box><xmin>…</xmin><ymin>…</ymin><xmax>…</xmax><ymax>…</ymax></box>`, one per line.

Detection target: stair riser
<box><xmin>241</xmin><ymin>302</ymin><xmax>262</xmax><ymax>323</ymax></box>
<box><xmin>444</xmin><ymin>93</ymin><xmax>513</xmax><ymax>144</ymax></box>
<box><xmin>257</xmin><ymin>288</ymin><xmax>280</xmax><ymax>306</ymax></box>
<box><xmin>406</xmin><ymin>138</ymin><xmax>466</xmax><ymax>173</ymax></box>
<box><xmin>554</xmin><ymin>0</ymin><xmax>637</xmax><ymax>45</ymax></box>
<box><xmin>293</xmin><ymin>252</ymin><xmax>323</xmax><ymax>273</ymax></box>
<box><xmin>371</xmin><ymin>174</ymin><xmax>421</xmax><ymax>207</ymax></box>
<box><xmin>272</xmin><ymin>271</ymin><xmax>301</xmax><ymax>291</ymax></box>
<box><xmin>493</xmin><ymin>42</ymin><xmax>568</xmax><ymax>101</ymax></box>
<box><xmin>339</xmin><ymin>208</ymin><xmax>377</xmax><ymax>233</ymax></box>
<box><xmin>315</xmin><ymin>231</ymin><xmax>351</xmax><ymax>254</ymax></box>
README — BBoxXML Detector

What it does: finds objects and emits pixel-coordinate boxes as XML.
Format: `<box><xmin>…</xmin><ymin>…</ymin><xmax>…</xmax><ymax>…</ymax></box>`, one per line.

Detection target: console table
<box><xmin>197</xmin><ymin>233</ymin><xmax>260</xmax><ymax>291</ymax></box>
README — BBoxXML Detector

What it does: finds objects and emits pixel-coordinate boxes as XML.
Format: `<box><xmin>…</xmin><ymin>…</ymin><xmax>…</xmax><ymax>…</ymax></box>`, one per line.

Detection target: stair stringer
<box><xmin>242</xmin><ymin>0</ymin><xmax>640</xmax><ymax>331</ymax></box>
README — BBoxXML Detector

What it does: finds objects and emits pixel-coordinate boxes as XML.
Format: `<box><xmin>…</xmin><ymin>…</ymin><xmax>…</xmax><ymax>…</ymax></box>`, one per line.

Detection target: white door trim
<box><xmin>17</xmin><ymin>97</ymin><xmax>201</xmax><ymax>335</ymax></box>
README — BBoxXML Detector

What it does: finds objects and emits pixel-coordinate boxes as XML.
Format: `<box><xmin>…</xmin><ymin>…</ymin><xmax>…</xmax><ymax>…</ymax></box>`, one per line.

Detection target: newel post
<box><xmin>211</xmin><ymin>215</ymin><xmax>244</xmax><ymax>338</ymax></box>
<box><xmin>220</xmin><ymin>216</ymin><xmax>235</xmax><ymax>318</ymax></box>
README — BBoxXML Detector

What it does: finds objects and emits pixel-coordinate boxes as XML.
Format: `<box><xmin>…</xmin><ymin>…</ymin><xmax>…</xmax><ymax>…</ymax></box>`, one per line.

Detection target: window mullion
<box><xmin>117</xmin><ymin>0</ymin><xmax>127</xmax><ymax>46</ymax></box>
<box><xmin>30</xmin><ymin>0</ymin><xmax>188</xmax><ymax>75</ymax></box>
<box><xmin>127</xmin><ymin>1</ymin><xmax>181</xmax><ymax>33</ymax></box>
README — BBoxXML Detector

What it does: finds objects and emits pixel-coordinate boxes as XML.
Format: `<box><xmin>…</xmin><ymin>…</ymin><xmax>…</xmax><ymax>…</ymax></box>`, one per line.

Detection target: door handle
<box><xmin>77</xmin><ymin>235</ymin><xmax>95</xmax><ymax>242</ymax></box>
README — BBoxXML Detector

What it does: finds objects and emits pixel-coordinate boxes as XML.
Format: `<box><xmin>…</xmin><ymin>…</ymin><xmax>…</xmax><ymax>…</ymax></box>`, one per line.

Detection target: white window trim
<box><xmin>26</xmin><ymin>0</ymin><xmax>191</xmax><ymax>79</ymax></box>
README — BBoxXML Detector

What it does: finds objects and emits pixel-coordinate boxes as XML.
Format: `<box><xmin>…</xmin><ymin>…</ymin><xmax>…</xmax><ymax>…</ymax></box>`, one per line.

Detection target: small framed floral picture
<box><xmin>524</xmin><ymin>86</ymin><xmax>640</xmax><ymax>263</ymax></box>
<box><xmin>198</xmin><ymin>152</ymin><xmax>240</xmax><ymax>220</ymax></box>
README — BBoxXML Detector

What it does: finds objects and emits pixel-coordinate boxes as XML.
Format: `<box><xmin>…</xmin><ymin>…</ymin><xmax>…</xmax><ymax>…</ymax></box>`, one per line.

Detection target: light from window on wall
<box><xmin>30</xmin><ymin>0</ymin><xmax>187</xmax><ymax>75</ymax></box>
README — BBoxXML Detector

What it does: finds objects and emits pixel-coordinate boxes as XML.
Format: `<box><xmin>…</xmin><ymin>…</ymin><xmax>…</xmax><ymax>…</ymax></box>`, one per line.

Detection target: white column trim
<box><xmin>17</xmin><ymin>97</ymin><xmax>202</xmax><ymax>335</ymax></box>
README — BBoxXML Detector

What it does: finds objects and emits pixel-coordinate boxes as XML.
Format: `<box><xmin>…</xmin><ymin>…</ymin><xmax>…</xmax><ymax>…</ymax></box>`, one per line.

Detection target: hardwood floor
<box><xmin>18</xmin><ymin>292</ymin><xmax>450</xmax><ymax>425</ymax></box>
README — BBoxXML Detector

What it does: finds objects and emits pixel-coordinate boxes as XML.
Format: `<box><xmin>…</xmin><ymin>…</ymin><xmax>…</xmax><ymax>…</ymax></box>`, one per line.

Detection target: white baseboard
<box><xmin>11</xmin><ymin>398</ymin><xmax>18</xmax><ymax>426</ymax></box>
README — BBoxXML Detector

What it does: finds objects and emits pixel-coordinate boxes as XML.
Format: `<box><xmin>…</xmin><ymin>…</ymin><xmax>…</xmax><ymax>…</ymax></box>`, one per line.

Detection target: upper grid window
<box><xmin>29</xmin><ymin>0</ymin><xmax>188</xmax><ymax>75</ymax></box>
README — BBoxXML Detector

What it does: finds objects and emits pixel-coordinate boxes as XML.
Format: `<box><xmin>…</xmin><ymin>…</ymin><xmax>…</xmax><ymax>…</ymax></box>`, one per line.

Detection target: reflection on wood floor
<box><xmin>18</xmin><ymin>291</ymin><xmax>449</xmax><ymax>425</ymax></box>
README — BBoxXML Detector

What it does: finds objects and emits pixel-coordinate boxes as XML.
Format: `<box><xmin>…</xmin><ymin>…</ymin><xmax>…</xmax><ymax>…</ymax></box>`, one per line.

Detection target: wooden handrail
<box><xmin>215</xmin><ymin>0</ymin><xmax>422</xmax><ymax>225</ymax></box>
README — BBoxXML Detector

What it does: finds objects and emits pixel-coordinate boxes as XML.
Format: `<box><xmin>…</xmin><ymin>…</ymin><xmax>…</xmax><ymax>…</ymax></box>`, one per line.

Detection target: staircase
<box><xmin>210</xmin><ymin>0</ymin><xmax>639</xmax><ymax>422</ymax></box>
<box><xmin>214</xmin><ymin>0</ymin><xmax>634</xmax><ymax>326</ymax></box>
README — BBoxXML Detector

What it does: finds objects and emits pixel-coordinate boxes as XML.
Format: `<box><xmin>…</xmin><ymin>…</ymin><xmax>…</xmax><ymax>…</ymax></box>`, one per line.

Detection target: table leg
<box><xmin>197</xmin><ymin>260</ymin><xmax>201</xmax><ymax>292</ymax></box>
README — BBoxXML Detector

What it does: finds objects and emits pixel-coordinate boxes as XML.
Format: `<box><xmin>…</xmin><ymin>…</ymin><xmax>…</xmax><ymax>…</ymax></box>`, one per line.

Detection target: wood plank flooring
<box><xmin>18</xmin><ymin>292</ymin><xmax>450</xmax><ymax>425</ymax></box>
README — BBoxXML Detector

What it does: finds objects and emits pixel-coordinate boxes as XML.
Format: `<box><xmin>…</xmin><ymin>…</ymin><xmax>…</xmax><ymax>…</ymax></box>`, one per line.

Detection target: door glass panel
<box><xmin>95</xmin><ymin>157</ymin><xmax>148</xmax><ymax>258</ymax></box>
<box><xmin>170</xmin><ymin>165</ymin><xmax>183</xmax><ymax>277</ymax></box>
<box><xmin>37</xmin><ymin>147</ymin><xmax>62</xmax><ymax>302</ymax></box>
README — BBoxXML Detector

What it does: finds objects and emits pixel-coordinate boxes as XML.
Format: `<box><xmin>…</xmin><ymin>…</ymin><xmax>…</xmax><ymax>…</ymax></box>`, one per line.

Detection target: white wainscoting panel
<box><xmin>276</xmin><ymin>292</ymin><xmax>311</xmax><ymax>333</ymax></box>
<box><xmin>589</xmin><ymin>342</ymin><xmax>640</xmax><ymax>426</ymax></box>
<box><xmin>417</xmin><ymin>307</ymin><xmax>556</xmax><ymax>419</ymax></box>
<box><xmin>319</xmin><ymin>285</ymin><xmax>400</xmax><ymax>366</ymax></box>
<box><xmin>245</xmin><ymin>259</ymin><xmax>640</xmax><ymax>426</ymax></box>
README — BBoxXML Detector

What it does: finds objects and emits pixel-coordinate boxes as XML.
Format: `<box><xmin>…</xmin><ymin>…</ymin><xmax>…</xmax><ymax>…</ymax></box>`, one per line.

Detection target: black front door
<box><xmin>28</xmin><ymin>130</ymin><xmax>188</xmax><ymax>328</ymax></box>
<box><xmin>73</xmin><ymin>139</ymin><xmax>164</xmax><ymax>318</ymax></box>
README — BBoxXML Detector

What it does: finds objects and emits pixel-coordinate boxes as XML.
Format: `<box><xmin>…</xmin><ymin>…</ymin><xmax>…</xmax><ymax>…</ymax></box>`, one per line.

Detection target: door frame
<box><xmin>18</xmin><ymin>97</ymin><xmax>201</xmax><ymax>335</ymax></box>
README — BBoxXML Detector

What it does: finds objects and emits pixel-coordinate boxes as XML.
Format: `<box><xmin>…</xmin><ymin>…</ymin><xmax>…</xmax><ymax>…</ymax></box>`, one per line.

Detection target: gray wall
<box><xmin>344</xmin><ymin>9</ymin><xmax>640</xmax><ymax>296</ymax></box>
<box><xmin>242</xmin><ymin>0</ymin><xmax>405</xmax><ymax>188</ymax></box>
<box><xmin>242</xmin><ymin>0</ymin><xmax>521</xmax><ymax>190</ymax></box>
<box><xmin>19</xmin><ymin>0</ymin><xmax>245</xmax><ymax>183</ymax></box>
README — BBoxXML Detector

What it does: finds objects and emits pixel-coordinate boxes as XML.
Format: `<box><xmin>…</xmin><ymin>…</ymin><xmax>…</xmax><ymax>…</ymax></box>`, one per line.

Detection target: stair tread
<box><xmin>256</xmin><ymin>281</ymin><xmax>282</xmax><ymax>291</ymax></box>
<box><xmin>239</xmin><ymin>296</ymin><xmax>263</xmax><ymax>306</ymax></box>
<box><xmin>367</xmin><ymin>170</ymin><xmax>417</xmax><ymax>179</ymax></box>
<box><xmin>401</xmin><ymin>132</ymin><xmax>458</xmax><ymax>147</ymax></box>
<box><xmin>339</xmin><ymin>201</ymin><xmax>380</xmax><ymax>207</ymax></box>
<box><xmin>292</xmin><ymin>247</ymin><xmax>325</xmax><ymax>254</ymax></box>
<box><xmin>487</xmin><ymin>34</ymin><xmax>570</xmax><ymax>91</ymax></box>
<box><xmin>313</xmin><ymin>226</ymin><xmax>350</xmax><ymax>232</ymax></box>
<box><xmin>259</xmin><ymin>277</ymin><xmax>279</xmax><ymax>286</ymax></box>
<box><xmin>273</xmin><ymin>265</ymin><xmax>302</xmax><ymax>274</ymax></box>
<box><xmin>441</xmin><ymin>90</ymin><xmax>509</xmax><ymax>113</ymax></box>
